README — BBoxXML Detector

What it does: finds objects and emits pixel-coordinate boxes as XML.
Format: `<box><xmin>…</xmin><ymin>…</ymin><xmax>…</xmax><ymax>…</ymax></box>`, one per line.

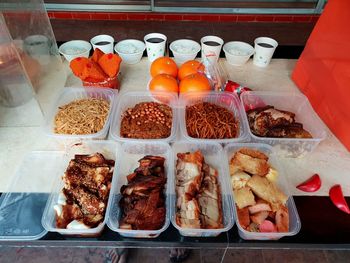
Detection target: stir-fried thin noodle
<box><xmin>54</xmin><ymin>98</ymin><xmax>110</xmax><ymax>135</ymax></box>
<box><xmin>186</xmin><ymin>102</ymin><xmax>239</xmax><ymax>139</ymax></box>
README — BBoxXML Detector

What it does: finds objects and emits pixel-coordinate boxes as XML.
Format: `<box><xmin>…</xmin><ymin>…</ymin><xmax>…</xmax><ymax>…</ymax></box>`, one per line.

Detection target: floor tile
<box><xmin>263</xmin><ymin>249</ymin><xmax>328</xmax><ymax>263</ymax></box>
<box><xmin>200</xmin><ymin>249</ymin><xmax>226</xmax><ymax>263</ymax></box>
<box><xmin>223</xmin><ymin>249</ymin><xmax>264</xmax><ymax>263</ymax></box>
<box><xmin>324</xmin><ymin>250</ymin><xmax>350</xmax><ymax>263</ymax></box>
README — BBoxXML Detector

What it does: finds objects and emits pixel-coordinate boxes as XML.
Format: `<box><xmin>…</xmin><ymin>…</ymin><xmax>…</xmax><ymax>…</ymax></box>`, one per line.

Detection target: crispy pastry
<box><xmin>234</xmin><ymin>187</ymin><xmax>256</xmax><ymax>209</ymax></box>
<box><xmin>247</xmin><ymin>175</ymin><xmax>288</xmax><ymax>211</ymax></box>
<box><xmin>230</xmin><ymin>148</ymin><xmax>270</xmax><ymax>176</ymax></box>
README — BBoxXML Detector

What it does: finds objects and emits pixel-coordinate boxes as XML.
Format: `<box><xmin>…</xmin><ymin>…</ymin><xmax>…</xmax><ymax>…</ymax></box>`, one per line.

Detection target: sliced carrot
<box><xmin>70</xmin><ymin>57</ymin><xmax>90</xmax><ymax>79</ymax></box>
<box><xmin>98</xmin><ymin>53</ymin><xmax>122</xmax><ymax>78</ymax></box>
<box><xmin>91</xmin><ymin>48</ymin><xmax>105</xmax><ymax>63</ymax></box>
<box><xmin>81</xmin><ymin>61</ymin><xmax>107</xmax><ymax>81</ymax></box>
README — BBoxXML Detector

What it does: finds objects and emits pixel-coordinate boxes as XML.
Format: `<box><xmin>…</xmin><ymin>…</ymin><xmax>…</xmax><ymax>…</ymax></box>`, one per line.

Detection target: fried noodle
<box><xmin>186</xmin><ymin>102</ymin><xmax>239</xmax><ymax>139</ymax></box>
<box><xmin>54</xmin><ymin>98</ymin><xmax>110</xmax><ymax>135</ymax></box>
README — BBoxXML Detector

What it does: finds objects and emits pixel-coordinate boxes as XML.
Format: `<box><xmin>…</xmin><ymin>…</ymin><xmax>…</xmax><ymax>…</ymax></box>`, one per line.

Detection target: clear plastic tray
<box><xmin>43</xmin><ymin>86</ymin><xmax>117</xmax><ymax>140</ymax></box>
<box><xmin>0</xmin><ymin>151</ymin><xmax>64</xmax><ymax>241</ymax></box>
<box><xmin>107</xmin><ymin>142</ymin><xmax>172</xmax><ymax>238</ymax></box>
<box><xmin>224</xmin><ymin>143</ymin><xmax>301</xmax><ymax>240</ymax></box>
<box><xmin>171</xmin><ymin>141</ymin><xmax>234</xmax><ymax>237</ymax></box>
<box><xmin>178</xmin><ymin>91</ymin><xmax>249</xmax><ymax>144</ymax></box>
<box><xmin>109</xmin><ymin>91</ymin><xmax>178</xmax><ymax>143</ymax></box>
<box><xmin>240</xmin><ymin>91</ymin><xmax>327</xmax><ymax>157</ymax></box>
<box><xmin>41</xmin><ymin>140</ymin><xmax>120</xmax><ymax>237</ymax></box>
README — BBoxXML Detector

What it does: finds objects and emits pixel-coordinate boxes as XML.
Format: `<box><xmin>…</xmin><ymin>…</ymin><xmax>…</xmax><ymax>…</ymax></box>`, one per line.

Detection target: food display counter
<box><xmin>1</xmin><ymin>58</ymin><xmax>350</xmax><ymax>250</ymax></box>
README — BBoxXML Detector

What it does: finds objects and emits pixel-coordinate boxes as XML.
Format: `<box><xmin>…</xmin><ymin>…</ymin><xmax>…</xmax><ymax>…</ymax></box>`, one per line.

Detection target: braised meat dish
<box><xmin>175</xmin><ymin>151</ymin><xmax>223</xmax><ymax>229</ymax></box>
<box><xmin>56</xmin><ymin>153</ymin><xmax>114</xmax><ymax>229</ymax></box>
<box><xmin>119</xmin><ymin>156</ymin><xmax>166</xmax><ymax>230</ymax></box>
<box><xmin>247</xmin><ymin>105</ymin><xmax>312</xmax><ymax>138</ymax></box>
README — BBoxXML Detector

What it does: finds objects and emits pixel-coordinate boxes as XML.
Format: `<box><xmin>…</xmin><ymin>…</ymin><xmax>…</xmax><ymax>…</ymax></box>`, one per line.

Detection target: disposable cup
<box><xmin>200</xmin><ymin>35</ymin><xmax>224</xmax><ymax>63</ymax></box>
<box><xmin>144</xmin><ymin>33</ymin><xmax>167</xmax><ymax>62</ymax></box>
<box><xmin>24</xmin><ymin>34</ymin><xmax>50</xmax><ymax>65</ymax></box>
<box><xmin>90</xmin><ymin>34</ymin><xmax>114</xmax><ymax>54</ymax></box>
<box><xmin>253</xmin><ymin>37</ymin><xmax>278</xmax><ymax>67</ymax></box>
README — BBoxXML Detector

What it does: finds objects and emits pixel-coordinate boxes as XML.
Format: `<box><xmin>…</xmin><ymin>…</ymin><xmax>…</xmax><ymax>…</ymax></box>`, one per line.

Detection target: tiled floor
<box><xmin>0</xmin><ymin>247</ymin><xmax>349</xmax><ymax>263</ymax></box>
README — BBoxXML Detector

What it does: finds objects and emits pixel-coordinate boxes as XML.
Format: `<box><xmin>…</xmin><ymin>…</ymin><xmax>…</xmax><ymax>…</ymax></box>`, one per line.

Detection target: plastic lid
<box><xmin>0</xmin><ymin>151</ymin><xmax>64</xmax><ymax>240</ymax></box>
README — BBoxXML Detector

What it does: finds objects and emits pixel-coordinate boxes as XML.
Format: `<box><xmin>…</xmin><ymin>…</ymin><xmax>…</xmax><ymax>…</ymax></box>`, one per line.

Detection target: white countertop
<box><xmin>1</xmin><ymin>58</ymin><xmax>350</xmax><ymax>196</ymax></box>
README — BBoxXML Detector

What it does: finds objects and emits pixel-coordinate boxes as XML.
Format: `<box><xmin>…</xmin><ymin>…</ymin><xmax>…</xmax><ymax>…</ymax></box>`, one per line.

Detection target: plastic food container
<box><xmin>171</xmin><ymin>141</ymin><xmax>234</xmax><ymax>237</ymax></box>
<box><xmin>107</xmin><ymin>142</ymin><xmax>172</xmax><ymax>238</ymax></box>
<box><xmin>43</xmin><ymin>87</ymin><xmax>117</xmax><ymax>140</ymax></box>
<box><xmin>109</xmin><ymin>91</ymin><xmax>178</xmax><ymax>143</ymax></box>
<box><xmin>224</xmin><ymin>143</ymin><xmax>301</xmax><ymax>240</ymax></box>
<box><xmin>169</xmin><ymin>39</ymin><xmax>201</xmax><ymax>65</ymax></box>
<box><xmin>178</xmin><ymin>91</ymin><xmax>249</xmax><ymax>144</ymax></box>
<box><xmin>41</xmin><ymin>140</ymin><xmax>120</xmax><ymax>237</ymax></box>
<box><xmin>0</xmin><ymin>151</ymin><xmax>64</xmax><ymax>241</ymax></box>
<box><xmin>223</xmin><ymin>41</ymin><xmax>254</xmax><ymax>66</ymax></box>
<box><xmin>240</xmin><ymin>91</ymin><xmax>327</xmax><ymax>157</ymax></box>
<box><xmin>58</xmin><ymin>40</ymin><xmax>91</xmax><ymax>62</ymax></box>
<box><xmin>114</xmin><ymin>39</ymin><xmax>146</xmax><ymax>65</ymax></box>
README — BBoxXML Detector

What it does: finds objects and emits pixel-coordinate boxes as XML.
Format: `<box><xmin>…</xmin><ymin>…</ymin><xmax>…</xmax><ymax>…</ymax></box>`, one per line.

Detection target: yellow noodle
<box><xmin>54</xmin><ymin>98</ymin><xmax>109</xmax><ymax>135</ymax></box>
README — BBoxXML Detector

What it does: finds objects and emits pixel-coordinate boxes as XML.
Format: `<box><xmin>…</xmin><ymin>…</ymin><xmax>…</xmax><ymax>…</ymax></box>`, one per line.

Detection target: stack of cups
<box><xmin>144</xmin><ymin>33</ymin><xmax>167</xmax><ymax>62</ymax></box>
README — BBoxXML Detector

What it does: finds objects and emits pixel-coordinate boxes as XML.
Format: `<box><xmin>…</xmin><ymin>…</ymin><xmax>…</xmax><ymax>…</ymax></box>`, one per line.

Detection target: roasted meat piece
<box><xmin>119</xmin><ymin>155</ymin><xmax>166</xmax><ymax>230</ymax></box>
<box><xmin>175</xmin><ymin>151</ymin><xmax>223</xmax><ymax>229</ymax></box>
<box><xmin>247</xmin><ymin>105</ymin><xmax>312</xmax><ymax>138</ymax></box>
<box><xmin>198</xmin><ymin>163</ymin><xmax>223</xmax><ymax>229</ymax></box>
<box><xmin>56</xmin><ymin>153</ymin><xmax>114</xmax><ymax>229</ymax></box>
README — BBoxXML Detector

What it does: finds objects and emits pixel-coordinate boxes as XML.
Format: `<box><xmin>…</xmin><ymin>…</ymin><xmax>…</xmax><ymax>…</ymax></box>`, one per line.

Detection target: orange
<box><xmin>179</xmin><ymin>73</ymin><xmax>211</xmax><ymax>94</ymax></box>
<box><xmin>150</xmin><ymin>57</ymin><xmax>178</xmax><ymax>78</ymax></box>
<box><xmin>178</xmin><ymin>60</ymin><xmax>205</xmax><ymax>81</ymax></box>
<box><xmin>149</xmin><ymin>74</ymin><xmax>179</xmax><ymax>93</ymax></box>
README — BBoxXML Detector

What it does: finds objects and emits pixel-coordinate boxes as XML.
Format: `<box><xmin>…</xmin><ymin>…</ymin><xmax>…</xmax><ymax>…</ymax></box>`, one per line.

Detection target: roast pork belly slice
<box><xmin>178</xmin><ymin>199</ymin><xmax>201</xmax><ymax>220</ymax></box>
<box><xmin>176</xmin><ymin>218</ymin><xmax>201</xmax><ymax>229</ymax></box>
<box><xmin>197</xmin><ymin>164</ymin><xmax>223</xmax><ymax>229</ymax></box>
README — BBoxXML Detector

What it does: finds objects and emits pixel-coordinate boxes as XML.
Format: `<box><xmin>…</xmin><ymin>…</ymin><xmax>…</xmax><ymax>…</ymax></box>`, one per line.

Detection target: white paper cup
<box><xmin>170</xmin><ymin>39</ymin><xmax>201</xmax><ymax>65</ymax></box>
<box><xmin>253</xmin><ymin>37</ymin><xmax>278</xmax><ymax>67</ymax></box>
<box><xmin>144</xmin><ymin>33</ymin><xmax>167</xmax><ymax>62</ymax></box>
<box><xmin>200</xmin><ymin>36</ymin><xmax>224</xmax><ymax>63</ymax></box>
<box><xmin>90</xmin><ymin>34</ymin><xmax>114</xmax><ymax>54</ymax></box>
<box><xmin>59</xmin><ymin>40</ymin><xmax>91</xmax><ymax>62</ymax></box>
<box><xmin>24</xmin><ymin>35</ymin><xmax>50</xmax><ymax>65</ymax></box>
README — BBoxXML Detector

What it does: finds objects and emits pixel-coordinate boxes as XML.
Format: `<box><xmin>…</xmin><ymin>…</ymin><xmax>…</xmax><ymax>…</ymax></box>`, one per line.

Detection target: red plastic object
<box><xmin>292</xmin><ymin>0</ymin><xmax>350</xmax><ymax>151</ymax></box>
<box><xmin>296</xmin><ymin>174</ymin><xmax>322</xmax><ymax>192</ymax></box>
<box><xmin>82</xmin><ymin>74</ymin><xmax>120</xmax><ymax>90</ymax></box>
<box><xmin>329</xmin><ymin>184</ymin><xmax>350</xmax><ymax>214</ymax></box>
